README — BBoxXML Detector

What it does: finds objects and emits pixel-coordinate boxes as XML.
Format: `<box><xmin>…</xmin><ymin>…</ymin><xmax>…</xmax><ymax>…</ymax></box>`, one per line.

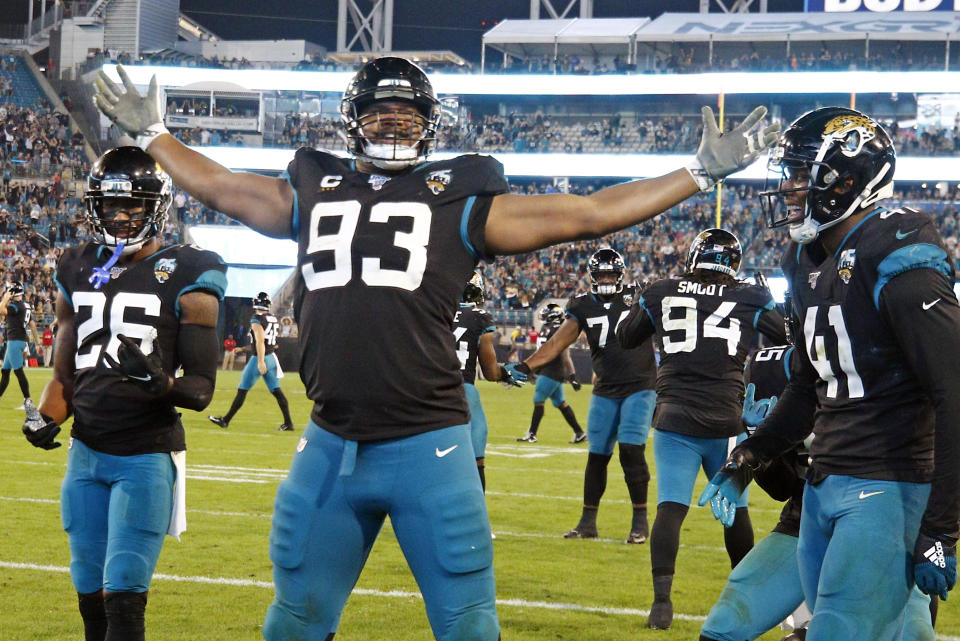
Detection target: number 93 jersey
<box><xmin>55</xmin><ymin>242</ymin><xmax>227</xmax><ymax>455</ymax></box>
<box><xmin>285</xmin><ymin>149</ymin><xmax>508</xmax><ymax>440</ymax></box>
<box><xmin>783</xmin><ymin>207</ymin><xmax>954</xmax><ymax>480</ymax></box>
<box><xmin>637</xmin><ymin>276</ymin><xmax>783</xmax><ymax>437</ymax></box>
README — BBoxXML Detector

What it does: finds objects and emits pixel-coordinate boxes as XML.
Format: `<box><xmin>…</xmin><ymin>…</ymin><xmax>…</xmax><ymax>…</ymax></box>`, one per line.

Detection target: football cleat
<box><xmin>208</xmin><ymin>415</ymin><xmax>229</xmax><ymax>429</ymax></box>
<box><xmin>562</xmin><ymin>525</ymin><xmax>598</xmax><ymax>539</ymax></box>
<box><xmin>570</xmin><ymin>431</ymin><xmax>588</xmax><ymax>444</ymax></box>
<box><xmin>516</xmin><ymin>432</ymin><xmax>537</xmax><ymax>443</ymax></box>
<box><xmin>277</xmin><ymin>423</ymin><xmax>294</xmax><ymax>432</ymax></box>
<box><xmin>626</xmin><ymin>530</ymin><xmax>648</xmax><ymax>545</ymax></box>
<box><xmin>647</xmin><ymin>599</ymin><xmax>674</xmax><ymax>630</ymax></box>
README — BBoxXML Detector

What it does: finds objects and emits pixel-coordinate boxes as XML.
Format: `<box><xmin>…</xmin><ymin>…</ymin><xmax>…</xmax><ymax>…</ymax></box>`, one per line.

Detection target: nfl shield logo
<box><xmin>155</xmin><ymin>258</ymin><xmax>177</xmax><ymax>284</ymax></box>
<box><xmin>808</xmin><ymin>271</ymin><xmax>820</xmax><ymax>289</ymax></box>
<box><xmin>368</xmin><ymin>174</ymin><xmax>391</xmax><ymax>191</ymax></box>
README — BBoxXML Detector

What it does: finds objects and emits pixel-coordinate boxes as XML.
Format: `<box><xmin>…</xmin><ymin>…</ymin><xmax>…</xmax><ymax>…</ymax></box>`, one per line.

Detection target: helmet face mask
<box><xmin>341</xmin><ymin>57</ymin><xmax>441</xmax><ymax>171</ymax></box>
<box><xmin>686</xmin><ymin>228</ymin><xmax>742</xmax><ymax>277</ymax></box>
<box><xmin>760</xmin><ymin>107</ymin><xmax>895</xmax><ymax>245</ymax></box>
<box><xmin>85</xmin><ymin>147</ymin><xmax>172</xmax><ymax>255</ymax></box>
<box><xmin>588</xmin><ymin>248</ymin><xmax>625</xmax><ymax>296</ymax></box>
<box><xmin>461</xmin><ymin>272</ymin><xmax>484</xmax><ymax>306</ymax></box>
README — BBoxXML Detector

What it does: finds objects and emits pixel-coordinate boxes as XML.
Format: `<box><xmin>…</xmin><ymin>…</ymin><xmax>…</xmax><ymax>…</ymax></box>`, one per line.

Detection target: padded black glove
<box><xmin>103</xmin><ymin>333</ymin><xmax>172</xmax><ymax>396</ymax></box>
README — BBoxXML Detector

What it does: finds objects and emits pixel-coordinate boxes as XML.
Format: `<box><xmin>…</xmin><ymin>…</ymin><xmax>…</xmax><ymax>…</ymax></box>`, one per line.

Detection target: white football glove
<box><xmin>93</xmin><ymin>64</ymin><xmax>169</xmax><ymax>150</ymax></box>
<box><xmin>687</xmin><ymin>105</ymin><xmax>780</xmax><ymax>192</ymax></box>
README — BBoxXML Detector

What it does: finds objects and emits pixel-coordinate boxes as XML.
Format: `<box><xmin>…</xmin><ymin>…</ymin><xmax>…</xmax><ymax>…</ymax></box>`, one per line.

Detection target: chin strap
<box><xmin>88</xmin><ymin>241</ymin><xmax>125</xmax><ymax>290</ymax></box>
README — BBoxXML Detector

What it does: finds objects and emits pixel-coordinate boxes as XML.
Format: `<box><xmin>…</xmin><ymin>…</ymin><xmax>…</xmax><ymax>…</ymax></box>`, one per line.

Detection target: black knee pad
<box><xmin>104</xmin><ymin>591</ymin><xmax>148</xmax><ymax>641</ymax></box>
<box><xmin>618</xmin><ymin>443</ymin><xmax>650</xmax><ymax>484</ymax></box>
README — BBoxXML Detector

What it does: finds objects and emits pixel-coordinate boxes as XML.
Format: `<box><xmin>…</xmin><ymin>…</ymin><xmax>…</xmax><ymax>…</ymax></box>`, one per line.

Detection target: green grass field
<box><xmin>2</xmin><ymin>369</ymin><xmax>957</xmax><ymax>640</ymax></box>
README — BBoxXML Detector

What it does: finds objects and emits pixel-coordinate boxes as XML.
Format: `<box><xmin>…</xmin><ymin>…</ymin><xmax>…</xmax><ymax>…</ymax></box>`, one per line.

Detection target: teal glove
<box><xmin>686</xmin><ymin>105</ymin><xmax>780</xmax><ymax>192</ymax></box>
<box><xmin>498</xmin><ymin>363</ymin><xmax>525</xmax><ymax>388</ymax></box>
<box><xmin>698</xmin><ymin>442</ymin><xmax>761</xmax><ymax>527</ymax></box>
<box><xmin>915</xmin><ymin>532</ymin><xmax>958</xmax><ymax>600</ymax></box>
<box><xmin>502</xmin><ymin>361</ymin><xmax>530</xmax><ymax>386</ymax></box>
<box><xmin>742</xmin><ymin>382</ymin><xmax>777</xmax><ymax>434</ymax></box>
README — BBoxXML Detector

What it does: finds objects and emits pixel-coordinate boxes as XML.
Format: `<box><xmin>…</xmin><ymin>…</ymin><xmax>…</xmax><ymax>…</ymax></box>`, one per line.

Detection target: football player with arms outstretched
<box><xmin>0</xmin><ymin>280</ymin><xmax>40</xmax><ymax>419</ymax></box>
<box><xmin>209</xmin><ymin>291</ymin><xmax>295</xmax><ymax>431</ymax></box>
<box><xmin>616</xmin><ymin>229</ymin><xmax>786</xmax><ymax>629</ymax></box>
<box><xmin>22</xmin><ymin>147</ymin><xmax>226</xmax><ymax>641</ymax></box>
<box><xmin>515</xmin><ymin>302</ymin><xmax>585</xmax><ymax>444</ymax></box>
<box><xmin>700</xmin><ymin>107</ymin><xmax>960</xmax><ymax>641</ymax></box>
<box><xmin>513</xmin><ymin>248</ymin><xmax>658</xmax><ymax>545</ymax></box>
<box><xmin>452</xmin><ymin>271</ymin><xmax>524</xmax><ymax>492</ymax></box>
<box><xmin>93</xmin><ymin>57</ymin><xmax>777</xmax><ymax>641</ymax></box>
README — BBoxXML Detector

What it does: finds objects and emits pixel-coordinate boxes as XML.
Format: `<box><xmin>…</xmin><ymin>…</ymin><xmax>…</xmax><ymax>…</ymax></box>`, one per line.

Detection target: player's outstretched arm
<box><xmin>522</xmin><ymin>318</ymin><xmax>580</xmax><ymax>373</ymax></box>
<box><xmin>477</xmin><ymin>333</ymin><xmax>503</xmax><ymax>382</ymax></box>
<box><xmin>484</xmin><ymin>106</ymin><xmax>778</xmax><ymax>255</ymax></box>
<box><xmin>615</xmin><ymin>300</ymin><xmax>655</xmax><ymax>349</ymax></box>
<box><xmin>93</xmin><ymin>65</ymin><xmax>294</xmax><ymax>239</ymax></box>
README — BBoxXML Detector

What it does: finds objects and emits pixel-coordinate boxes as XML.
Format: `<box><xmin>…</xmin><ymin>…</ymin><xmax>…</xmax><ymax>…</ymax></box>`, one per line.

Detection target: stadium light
<box><xmin>109</xmin><ymin>64</ymin><xmax>960</xmax><ymax>96</ymax></box>
<box><xmin>190</xmin><ymin>146</ymin><xmax>960</xmax><ymax>182</ymax></box>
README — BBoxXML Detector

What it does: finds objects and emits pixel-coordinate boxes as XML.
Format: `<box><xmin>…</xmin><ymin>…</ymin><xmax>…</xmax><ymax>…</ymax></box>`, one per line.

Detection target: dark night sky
<box><xmin>179</xmin><ymin>0</ymin><xmax>805</xmax><ymax>62</ymax></box>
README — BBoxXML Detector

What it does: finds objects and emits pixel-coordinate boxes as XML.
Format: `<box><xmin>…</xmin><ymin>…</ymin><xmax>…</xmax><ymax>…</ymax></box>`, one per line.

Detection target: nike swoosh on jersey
<box><xmin>922</xmin><ymin>299</ymin><xmax>942</xmax><ymax>310</ymax></box>
<box><xmin>436</xmin><ymin>445</ymin><xmax>458</xmax><ymax>458</ymax></box>
<box><xmin>858</xmin><ymin>490</ymin><xmax>885</xmax><ymax>499</ymax></box>
<box><xmin>895</xmin><ymin>228</ymin><xmax>917</xmax><ymax>240</ymax></box>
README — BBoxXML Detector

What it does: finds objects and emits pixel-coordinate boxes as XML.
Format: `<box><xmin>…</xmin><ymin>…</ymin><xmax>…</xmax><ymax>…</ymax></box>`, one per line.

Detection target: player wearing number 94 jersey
<box><xmin>94</xmin><ymin>50</ymin><xmax>780</xmax><ymax>641</ymax></box>
<box><xmin>616</xmin><ymin>228</ymin><xmax>786</xmax><ymax>630</ymax></box>
<box><xmin>24</xmin><ymin>146</ymin><xmax>226</xmax><ymax>641</ymax></box>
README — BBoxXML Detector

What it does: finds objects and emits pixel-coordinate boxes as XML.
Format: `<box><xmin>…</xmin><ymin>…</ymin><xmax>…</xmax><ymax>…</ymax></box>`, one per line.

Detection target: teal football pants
<box><xmin>463</xmin><ymin>383</ymin><xmax>488</xmax><ymax>459</ymax></box>
<box><xmin>586</xmin><ymin>390</ymin><xmax>656</xmax><ymax>455</ymax></box>
<box><xmin>263</xmin><ymin>421</ymin><xmax>498</xmax><ymax>641</ymax></box>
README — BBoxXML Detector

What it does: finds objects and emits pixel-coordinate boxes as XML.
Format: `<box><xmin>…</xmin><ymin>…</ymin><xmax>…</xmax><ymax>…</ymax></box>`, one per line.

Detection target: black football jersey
<box><xmin>565</xmin><ymin>291</ymin><xmax>656</xmax><ymax>398</ymax></box>
<box><xmin>286</xmin><ymin>149</ymin><xmax>509</xmax><ymax>440</ymax></box>
<box><xmin>783</xmin><ymin>206</ymin><xmax>954</xmax><ymax>483</ymax></box>
<box><xmin>625</xmin><ymin>276</ymin><xmax>785</xmax><ymax>438</ymax></box>
<box><xmin>745</xmin><ymin>345</ymin><xmax>804</xmax><ymax>538</ymax></box>
<box><xmin>452</xmin><ymin>304</ymin><xmax>495</xmax><ymax>385</ymax></box>
<box><xmin>251</xmin><ymin>312</ymin><xmax>280</xmax><ymax>355</ymax></box>
<box><xmin>55</xmin><ymin>243</ymin><xmax>227</xmax><ymax>455</ymax></box>
<box><xmin>537</xmin><ymin>321</ymin><xmax>567</xmax><ymax>381</ymax></box>
<box><xmin>4</xmin><ymin>300</ymin><xmax>30</xmax><ymax>341</ymax></box>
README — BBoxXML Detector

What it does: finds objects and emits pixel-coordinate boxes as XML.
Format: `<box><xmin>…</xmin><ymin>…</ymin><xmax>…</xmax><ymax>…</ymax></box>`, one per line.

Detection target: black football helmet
<box><xmin>760</xmin><ymin>107</ymin><xmax>895</xmax><ymax>245</ymax></box>
<box><xmin>539</xmin><ymin>303</ymin><xmax>564</xmax><ymax>325</ymax></box>
<box><xmin>84</xmin><ymin>146</ymin><xmax>172</xmax><ymax>255</ymax></box>
<box><xmin>6</xmin><ymin>281</ymin><xmax>24</xmax><ymax>296</ymax></box>
<box><xmin>340</xmin><ymin>56</ymin><xmax>442</xmax><ymax>170</ymax></box>
<box><xmin>253</xmin><ymin>292</ymin><xmax>271</xmax><ymax>311</ymax></box>
<box><xmin>588</xmin><ymin>248</ymin><xmax>626</xmax><ymax>296</ymax></box>
<box><xmin>686</xmin><ymin>228</ymin><xmax>742</xmax><ymax>277</ymax></box>
<box><xmin>461</xmin><ymin>272</ymin><xmax>484</xmax><ymax>306</ymax></box>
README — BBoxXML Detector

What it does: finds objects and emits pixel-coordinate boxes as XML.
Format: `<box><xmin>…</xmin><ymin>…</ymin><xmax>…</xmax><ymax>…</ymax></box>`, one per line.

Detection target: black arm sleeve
<box><xmin>170</xmin><ymin>324</ymin><xmax>219</xmax><ymax>412</ymax></box>
<box><xmin>746</xmin><ymin>345</ymin><xmax>818</xmax><ymax>462</ymax></box>
<box><xmin>616</xmin><ymin>302</ymin><xmax>656</xmax><ymax>349</ymax></box>
<box><xmin>756</xmin><ymin>309</ymin><xmax>788</xmax><ymax>345</ymax></box>
<box><xmin>880</xmin><ymin>268</ymin><xmax>960</xmax><ymax>537</ymax></box>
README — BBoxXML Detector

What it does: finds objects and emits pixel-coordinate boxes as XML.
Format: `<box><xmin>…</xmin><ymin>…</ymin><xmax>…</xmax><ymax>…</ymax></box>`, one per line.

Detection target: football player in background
<box><xmin>94</xmin><ymin>56</ymin><xmax>776</xmax><ymax>641</ymax></box>
<box><xmin>516</xmin><ymin>302</ymin><xmax>586</xmax><ymax>444</ymax></box>
<box><xmin>209</xmin><ymin>291</ymin><xmax>295</xmax><ymax>431</ymax></box>
<box><xmin>452</xmin><ymin>271</ymin><xmax>524</xmax><ymax>491</ymax></box>
<box><xmin>515</xmin><ymin>248</ymin><xmax>658</xmax><ymax>545</ymax></box>
<box><xmin>22</xmin><ymin>146</ymin><xmax>226</xmax><ymax>641</ymax></box>
<box><xmin>616</xmin><ymin>228</ymin><xmax>786</xmax><ymax>629</ymax></box>
<box><xmin>700</xmin><ymin>107</ymin><xmax>960</xmax><ymax>641</ymax></box>
<box><xmin>699</xmin><ymin>342</ymin><xmax>938</xmax><ymax>641</ymax></box>
<box><xmin>0</xmin><ymin>280</ymin><xmax>41</xmax><ymax>420</ymax></box>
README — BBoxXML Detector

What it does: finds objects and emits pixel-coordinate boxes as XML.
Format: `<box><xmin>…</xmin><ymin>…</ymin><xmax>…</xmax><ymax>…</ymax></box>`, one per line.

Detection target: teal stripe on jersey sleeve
<box><xmin>753</xmin><ymin>297</ymin><xmax>776</xmax><ymax>329</ymax></box>
<box><xmin>53</xmin><ymin>276</ymin><xmax>72</xmax><ymax>307</ymax></box>
<box><xmin>175</xmin><ymin>269</ymin><xmax>228</xmax><ymax>317</ymax></box>
<box><xmin>459</xmin><ymin>195</ymin><xmax>480</xmax><ymax>261</ymax></box>
<box><xmin>873</xmin><ymin>243</ymin><xmax>952</xmax><ymax>309</ymax></box>
<box><xmin>482</xmin><ymin>325</ymin><xmax>496</xmax><ymax>334</ymax></box>
<box><xmin>281</xmin><ymin>170</ymin><xmax>300</xmax><ymax>241</ymax></box>
<box><xmin>638</xmin><ymin>295</ymin><xmax>652</xmax><ymax>319</ymax></box>
<box><xmin>250</xmin><ymin>316</ymin><xmax>263</xmax><ymax>326</ymax></box>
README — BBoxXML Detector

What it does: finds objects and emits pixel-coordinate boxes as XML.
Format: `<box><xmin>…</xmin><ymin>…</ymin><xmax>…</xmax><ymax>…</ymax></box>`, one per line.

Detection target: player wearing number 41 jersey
<box><xmin>23</xmin><ymin>147</ymin><xmax>226</xmax><ymax>641</ymax></box>
<box><xmin>701</xmin><ymin>107</ymin><xmax>960</xmax><ymax>641</ymax></box>
<box><xmin>95</xmin><ymin>53</ymin><xmax>778</xmax><ymax>640</ymax></box>
<box><xmin>617</xmin><ymin>228</ymin><xmax>786</xmax><ymax>629</ymax></box>
<box><xmin>209</xmin><ymin>291</ymin><xmax>295</xmax><ymax>431</ymax></box>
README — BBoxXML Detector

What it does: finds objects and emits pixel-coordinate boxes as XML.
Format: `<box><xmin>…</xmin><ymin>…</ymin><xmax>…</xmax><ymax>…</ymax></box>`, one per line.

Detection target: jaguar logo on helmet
<box><xmin>822</xmin><ymin>115</ymin><xmax>877</xmax><ymax>158</ymax></box>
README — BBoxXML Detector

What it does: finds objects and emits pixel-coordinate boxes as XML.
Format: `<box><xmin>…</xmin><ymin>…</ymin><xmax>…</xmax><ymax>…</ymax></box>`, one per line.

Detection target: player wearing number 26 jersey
<box><xmin>26</xmin><ymin>147</ymin><xmax>226</xmax><ymax>641</ymax></box>
<box><xmin>703</xmin><ymin>107</ymin><xmax>960</xmax><ymax>641</ymax></box>
<box><xmin>208</xmin><ymin>291</ymin><xmax>295</xmax><ymax>432</ymax></box>
<box><xmin>617</xmin><ymin>228</ymin><xmax>786</xmax><ymax>630</ymax></box>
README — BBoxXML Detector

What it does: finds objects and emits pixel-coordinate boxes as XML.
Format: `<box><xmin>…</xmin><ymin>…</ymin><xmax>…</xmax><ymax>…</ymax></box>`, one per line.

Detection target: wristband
<box><xmin>685</xmin><ymin>158</ymin><xmax>717</xmax><ymax>192</ymax></box>
<box><xmin>135</xmin><ymin>122</ymin><xmax>170</xmax><ymax>151</ymax></box>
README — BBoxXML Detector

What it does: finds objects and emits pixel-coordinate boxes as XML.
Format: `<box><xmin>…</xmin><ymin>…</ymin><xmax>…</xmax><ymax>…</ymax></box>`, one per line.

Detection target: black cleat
<box><xmin>562</xmin><ymin>525</ymin><xmax>598</xmax><ymax>539</ymax></box>
<box><xmin>647</xmin><ymin>600</ymin><xmax>673</xmax><ymax>630</ymax></box>
<box><xmin>626</xmin><ymin>530</ymin><xmax>648</xmax><ymax>544</ymax></box>
<box><xmin>516</xmin><ymin>432</ymin><xmax>537</xmax><ymax>443</ymax></box>
<box><xmin>208</xmin><ymin>415</ymin><xmax>228</xmax><ymax>429</ymax></box>
<box><xmin>277</xmin><ymin>423</ymin><xmax>294</xmax><ymax>432</ymax></box>
<box><xmin>570</xmin><ymin>431</ymin><xmax>587</xmax><ymax>444</ymax></box>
